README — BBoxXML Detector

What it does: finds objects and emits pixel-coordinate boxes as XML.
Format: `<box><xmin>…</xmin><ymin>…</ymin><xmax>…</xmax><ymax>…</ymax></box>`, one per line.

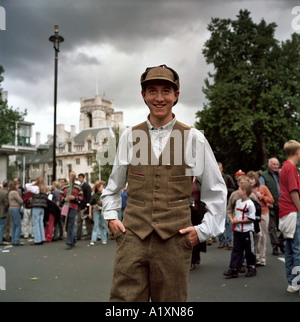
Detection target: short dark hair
<box><xmin>78</xmin><ymin>173</ymin><xmax>85</xmax><ymax>178</ymax></box>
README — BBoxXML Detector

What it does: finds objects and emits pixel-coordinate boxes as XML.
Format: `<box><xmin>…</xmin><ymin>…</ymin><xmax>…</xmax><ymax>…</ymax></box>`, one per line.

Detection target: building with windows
<box><xmin>0</xmin><ymin>120</ymin><xmax>36</xmax><ymax>183</ymax></box>
<box><xmin>80</xmin><ymin>94</ymin><xmax>123</xmax><ymax>130</ymax></box>
<box><xmin>22</xmin><ymin>94</ymin><xmax>124</xmax><ymax>185</ymax></box>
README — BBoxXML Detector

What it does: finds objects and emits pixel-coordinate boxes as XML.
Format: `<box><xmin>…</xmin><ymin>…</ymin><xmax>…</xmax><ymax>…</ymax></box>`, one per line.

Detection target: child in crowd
<box><xmin>224</xmin><ymin>182</ymin><xmax>257</xmax><ymax>278</ymax></box>
<box><xmin>247</xmin><ymin>171</ymin><xmax>274</xmax><ymax>267</ymax></box>
<box><xmin>89</xmin><ymin>181</ymin><xmax>106</xmax><ymax>246</ymax></box>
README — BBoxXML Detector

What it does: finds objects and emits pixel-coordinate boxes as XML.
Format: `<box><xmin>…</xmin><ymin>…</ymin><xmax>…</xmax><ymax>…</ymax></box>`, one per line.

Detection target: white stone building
<box><xmin>79</xmin><ymin>94</ymin><xmax>123</xmax><ymax>130</ymax></box>
<box><xmin>23</xmin><ymin>94</ymin><xmax>123</xmax><ymax>185</ymax></box>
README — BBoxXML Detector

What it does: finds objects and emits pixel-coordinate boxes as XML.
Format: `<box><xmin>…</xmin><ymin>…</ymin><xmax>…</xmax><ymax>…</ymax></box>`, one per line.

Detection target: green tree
<box><xmin>195</xmin><ymin>10</ymin><xmax>300</xmax><ymax>174</ymax></box>
<box><xmin>91</xmin><ymin>126</ymin><xmax>122</xmax><ymax>184</ymax></box>
<box><xmin>0</xmin><ymin>66</ymin><xmax>27</xmax><ymax>146</ymax></box>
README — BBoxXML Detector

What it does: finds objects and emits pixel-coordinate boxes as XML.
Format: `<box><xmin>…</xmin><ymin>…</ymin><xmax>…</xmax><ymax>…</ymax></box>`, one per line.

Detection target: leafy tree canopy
<box><xmin>195</xmin><ymin>10</ymin><xmax>300</xmax><ymax>175</ymax></box>
<box><xmin>0</xmin><ymin>65</ymin><xmax>27</xmax><ymax>146</ymax></box>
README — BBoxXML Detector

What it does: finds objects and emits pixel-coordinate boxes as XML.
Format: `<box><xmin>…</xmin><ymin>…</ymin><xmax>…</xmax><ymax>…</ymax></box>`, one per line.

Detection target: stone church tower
<box><xmin>79</xmin><ymin>94</ymin><xmax>123</xmax><ymax>131</ymax></box>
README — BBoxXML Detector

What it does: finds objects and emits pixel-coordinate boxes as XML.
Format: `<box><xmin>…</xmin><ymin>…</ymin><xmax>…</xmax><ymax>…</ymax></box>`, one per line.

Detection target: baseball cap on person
<box><xmin>235</xmin><ymin>170</ymin><xmax>245</xmax><ymax>176</ymax></box>
<box><xmin>140</xmin><ymin>64</ymin><xmax>180</xmax><ymax>91</ymax></box>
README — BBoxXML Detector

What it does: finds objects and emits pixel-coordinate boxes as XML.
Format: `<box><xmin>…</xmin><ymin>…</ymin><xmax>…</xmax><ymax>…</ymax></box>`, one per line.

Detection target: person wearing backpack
<box><xmin>247</xmin><ymin>171</ymin><xmax>274</xmax><ymax>267</ymax></box>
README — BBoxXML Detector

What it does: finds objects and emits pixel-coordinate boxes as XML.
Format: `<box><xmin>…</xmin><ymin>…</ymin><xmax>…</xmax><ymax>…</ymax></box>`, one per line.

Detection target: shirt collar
<box><xmin>146</xmin><ymin>114</ymin><xmax>177</xmax><ymax>131</ymax></box>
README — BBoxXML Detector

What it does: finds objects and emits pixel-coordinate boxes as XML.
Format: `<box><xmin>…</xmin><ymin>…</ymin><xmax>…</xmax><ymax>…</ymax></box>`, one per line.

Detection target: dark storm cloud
<box><xmin>2</xmin><ymin>0</ymin><xmax>204</xmax><ymax>61</ymax></box>
<box><xmin>1</xmin><ymin>0</ymin><xmax>207</xmax><ymax>95</ymax></box>
<box><xmin>0</xmin><ymin>0</ymin><xmax>299</xmax><ymax>143</ymax></box>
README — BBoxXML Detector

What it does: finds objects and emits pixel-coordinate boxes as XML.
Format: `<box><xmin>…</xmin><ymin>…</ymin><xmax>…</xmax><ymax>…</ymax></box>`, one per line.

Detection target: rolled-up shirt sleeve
<box><xmin>101</xmin><ymin>164</ymin><xmax>127</xmax><ymax>220</ymax></box>
<box><xmin>101</xmin><ymin>128</ymin><xmax>130</xmax><ymax>220</ymax></box>
<box><xmin>187</xmin><ymin>129</ymin><xmax>227</xmax><ymax>242</ymax></box>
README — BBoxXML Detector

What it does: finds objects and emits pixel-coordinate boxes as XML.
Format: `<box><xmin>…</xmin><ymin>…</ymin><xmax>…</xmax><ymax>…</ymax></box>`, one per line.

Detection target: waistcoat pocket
<box><xmin>127</xmin><ymin>198</ymin><xmax>145</xmax><ymax>207</ymax></box>
<box><xmin>168</xmin><ymin>199</ymin><xmax>189</xmax><ymax>208</ymax></box>
<box><xmin>167</xmin><ymin>175</ymin><xmax>192</xmax><ymax>203</ymax></box>
<box><xmin>128</xmin><ymin>173</ymin><xmax>145</xmax><ymax>182</ymax></box>
<box><xmin>168</xmin><ymin>175</ymin><xmax>189</xmax><ymax>182</ymax></box>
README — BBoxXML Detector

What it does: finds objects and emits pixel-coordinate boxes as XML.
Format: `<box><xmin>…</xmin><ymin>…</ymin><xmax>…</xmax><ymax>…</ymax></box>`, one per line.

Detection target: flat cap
<box><xmin>140</xmin><ymin>64</ymin><xmax>180</xmax><ymax>90</ymax></box>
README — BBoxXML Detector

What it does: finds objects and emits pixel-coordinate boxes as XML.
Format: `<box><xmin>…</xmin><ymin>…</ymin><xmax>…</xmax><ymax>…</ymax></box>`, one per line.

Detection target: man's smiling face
<box><xmin>141</xmin><ymin>80</ymin><xmax>179</xmax><ymax>125</ymax></box>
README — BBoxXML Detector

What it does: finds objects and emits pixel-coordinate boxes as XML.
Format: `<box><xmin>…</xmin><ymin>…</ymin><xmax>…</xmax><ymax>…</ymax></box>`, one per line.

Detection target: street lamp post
<box><xmin>49</xmin><ymin>25</ymin><xmax>64</xmax><ymax>182</ymax></box>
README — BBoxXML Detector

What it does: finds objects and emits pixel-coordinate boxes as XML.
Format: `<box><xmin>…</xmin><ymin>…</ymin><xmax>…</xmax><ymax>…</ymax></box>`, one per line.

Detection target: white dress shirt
<box><xmin>101</xmin><ymin>115</ymin><xmax>227</xmax><ymax>242</ymax></box>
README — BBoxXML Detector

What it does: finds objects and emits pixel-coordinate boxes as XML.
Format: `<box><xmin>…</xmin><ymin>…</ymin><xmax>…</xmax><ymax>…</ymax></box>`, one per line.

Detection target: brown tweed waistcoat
<box><xmin>123</xmin><ymin>120</ymin><xmax>193</xmax><ymax>240</ymax></box>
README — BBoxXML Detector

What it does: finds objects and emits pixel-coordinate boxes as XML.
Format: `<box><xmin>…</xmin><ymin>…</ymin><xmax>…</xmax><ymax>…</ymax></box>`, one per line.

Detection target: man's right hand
<box><xmin>109</xmin><ymin>219</ymin><xmax>126</xmax><ymax>235</ymax></box>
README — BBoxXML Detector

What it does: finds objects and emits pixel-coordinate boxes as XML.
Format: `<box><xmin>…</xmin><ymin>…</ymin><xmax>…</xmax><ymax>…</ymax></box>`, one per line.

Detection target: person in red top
<box><xmin>59</xmin><ymin>171</ymin><xmax>83</xmax><ymax>250</ymax></box>
<box><xmin>279</xmin><ymin>140</ymin><xmax>300</xmax><ymax>294</ymax></box>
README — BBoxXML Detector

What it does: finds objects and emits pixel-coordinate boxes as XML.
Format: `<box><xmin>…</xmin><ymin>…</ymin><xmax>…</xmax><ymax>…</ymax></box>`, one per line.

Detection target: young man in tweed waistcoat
<box><xmin>101</xmin><ymin>65</ymin><xmax>227</xmax><ymax>302</ymax></box>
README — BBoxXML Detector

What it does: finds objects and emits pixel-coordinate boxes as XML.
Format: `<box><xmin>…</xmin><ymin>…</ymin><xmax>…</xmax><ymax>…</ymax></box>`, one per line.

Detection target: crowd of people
<box><xmin>189</xmin><ymin>160</ymin><xmax>278</xmax><ymax>275</ymax></box>
<box><xmin>0</xmin><ymin>173</ymin><xmax>128</xmax><ymax>250</ymax></box>
<box><xmin>0</xmin><ymin>140</ymin><xmax>299</xmax><ymax>294</ymax></box>
<box><xmin>210</xmin><ymin>140</ymin><xmax>300</xmax><ymax>295</ymax></box>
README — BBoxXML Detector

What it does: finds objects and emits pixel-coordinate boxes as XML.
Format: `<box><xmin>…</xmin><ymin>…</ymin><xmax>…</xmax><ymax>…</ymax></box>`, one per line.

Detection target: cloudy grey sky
<box><xmin>0</xmin><ymin>0</ymin><xmax>299</xmax><ymax>143</ymax></box>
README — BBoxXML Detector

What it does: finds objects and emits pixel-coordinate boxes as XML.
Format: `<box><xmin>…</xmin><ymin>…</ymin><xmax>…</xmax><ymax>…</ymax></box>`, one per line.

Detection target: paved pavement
<box><xmin>0</xmin><ymin>236</ymin><xmax>299</xmax><ymax>302</ymax></box>
<box><xmin>189</xmin><ymin>239</ymin><xmax>300</xmax><ymax>302</ymax></box>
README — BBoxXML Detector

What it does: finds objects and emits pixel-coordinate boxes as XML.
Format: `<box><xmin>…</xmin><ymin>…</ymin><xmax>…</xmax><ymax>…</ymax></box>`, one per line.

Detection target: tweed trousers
<box><xmin>110</xmin><ymin>229</ymin><xmax>192</xmax><ymax>302</ymax></box>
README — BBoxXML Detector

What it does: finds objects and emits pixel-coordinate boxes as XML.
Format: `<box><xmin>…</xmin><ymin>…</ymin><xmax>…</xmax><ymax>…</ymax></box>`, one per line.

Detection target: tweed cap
<box><xmin>140</xmin><ymin>64</ymin><xmax>180</xmax><ymax>90</ymax></box>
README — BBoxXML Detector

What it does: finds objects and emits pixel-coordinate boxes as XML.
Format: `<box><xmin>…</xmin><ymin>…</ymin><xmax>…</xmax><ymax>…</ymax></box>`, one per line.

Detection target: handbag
<box><xmin>61</xmin><ymin>181</ymin><xmax>74</xmax><ymax>223</ymax></box>
<box><xmin>61</xmin><ymin>204</ymin><xmax>69</xmax><ymax>216</ymax></box>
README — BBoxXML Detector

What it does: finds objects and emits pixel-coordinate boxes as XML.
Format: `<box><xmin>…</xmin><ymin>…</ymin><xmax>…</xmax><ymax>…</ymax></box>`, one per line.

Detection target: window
<box><xmin>68</xmin><ymin>142</ymin><xmax>72</xmax><ymax>152</ymax></box>
<box><xmin>18</xmin><ymin>136</ymin><xmax>30</xmax><ymax>146</ymax></box>
<box><xmin>18</xmin><ymin>124</ymin><xmax>31</xmax><ymax>146</ymax></box>
<box><xmin>87</xmin><ymin>113</ymin><xmax>92</xmax><ymax>128</ymax></box>
<box><xmin>87</xmin><ymin>156</ymin><xmax>92</xmax><ymax>166</ymax></box>
<box><xmin>76</xmin><ymin>158</ymin><xmax>80</xmax><ymax>165</ymax></box>
<box><xmin>47</xmin><ymin>175</ymin><xmax>53</xmax><ymax>186</ymax></box>
<box><xmin>87</xmin><ymin>140</ymin><xmax>92</xmax><ymax>151</ymax></box>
